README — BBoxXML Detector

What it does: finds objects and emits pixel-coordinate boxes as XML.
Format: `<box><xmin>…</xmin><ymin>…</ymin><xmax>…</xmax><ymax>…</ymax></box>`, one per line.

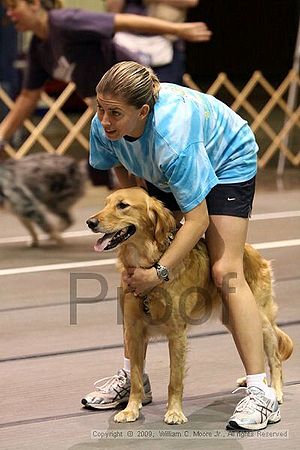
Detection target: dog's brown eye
<box><xmin>117</xmin><ymin>202</ymin><xmax>129</xmax><ymax>209</ymax></box>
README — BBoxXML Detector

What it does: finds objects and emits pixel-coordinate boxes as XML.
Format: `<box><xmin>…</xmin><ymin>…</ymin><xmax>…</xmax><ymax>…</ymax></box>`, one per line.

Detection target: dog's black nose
<box><xmin>86</xmin><ymin>218</ymin><xmax>99</xmax><ymax>230</ymax></box>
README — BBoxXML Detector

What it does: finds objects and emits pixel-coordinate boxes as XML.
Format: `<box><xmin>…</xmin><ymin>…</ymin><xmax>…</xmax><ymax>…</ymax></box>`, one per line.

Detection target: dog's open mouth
<box><xmin>94</xmin><ymin>225</ymin><xmax>136</xmax><ymax>252</ymax></box>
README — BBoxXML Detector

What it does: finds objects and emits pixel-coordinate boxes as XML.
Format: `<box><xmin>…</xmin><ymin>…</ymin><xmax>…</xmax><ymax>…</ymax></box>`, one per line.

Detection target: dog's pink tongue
<box><xmin>94</xmin><ymin>233</ymin><xmax>113</xmax><ymax>252</ymax></box>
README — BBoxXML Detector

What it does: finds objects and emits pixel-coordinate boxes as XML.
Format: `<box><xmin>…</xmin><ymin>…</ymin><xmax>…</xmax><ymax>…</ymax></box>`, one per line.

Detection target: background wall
<box><xmin>186</xmin><ymin>0</ymin><xmax>299</xmax><ymax>84</ymax></box>
<box><xmin>63</xmin><ymin>0</ymin><xmax>105</xmax><ymax>11</ymax></box>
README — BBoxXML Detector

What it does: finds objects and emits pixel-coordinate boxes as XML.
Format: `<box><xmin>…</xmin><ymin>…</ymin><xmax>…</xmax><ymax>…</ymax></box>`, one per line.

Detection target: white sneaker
<box><xmin>81</xmin><ymin>369</ymin><xmax>152</xmax><ymax>410</ymax></box>
<box><xmin>226</xmin><ymin>386</ymin><xmax>281</xmax><ymax>431</ymax></box>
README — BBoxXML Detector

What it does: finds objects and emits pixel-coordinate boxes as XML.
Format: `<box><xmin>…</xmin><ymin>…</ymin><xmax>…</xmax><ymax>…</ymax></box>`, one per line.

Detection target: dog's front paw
<box><xmin>273</xmin><ymin>387</ymin><xmax>283</xmax><ymax>404</ymax></box>
<box><xmin>164</xmin><ymin>409</ymin><xmax>188</xmax><ymax>425</ymax></box>
<box><xmin>28</xmin><ymin>240</ymin><xmax>39</xmax><ymax>248</ymax></box>
<box><xmin>114</xmin><ymin>408</ymin><xmax>140</xmax><ymax>423</ymax></box>
<box><xmin>51</xmin><ymin>235</ymin><xmax>65</xmax><ymax>246</ymax></box>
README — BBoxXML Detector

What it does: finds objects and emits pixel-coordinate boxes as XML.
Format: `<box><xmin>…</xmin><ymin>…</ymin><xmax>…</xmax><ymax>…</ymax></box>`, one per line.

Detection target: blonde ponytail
<box><xmin>96</xmin><ymin>61</ymin><xmax>161</xmax><ymax>110</ymax></box>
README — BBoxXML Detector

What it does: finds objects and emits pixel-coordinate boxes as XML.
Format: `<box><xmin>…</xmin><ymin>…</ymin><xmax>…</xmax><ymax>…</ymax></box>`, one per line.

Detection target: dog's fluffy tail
<box><xmin>274</xmin><ymin>325</ymin><xmax>293</xmax><ymax>361</ymax></box>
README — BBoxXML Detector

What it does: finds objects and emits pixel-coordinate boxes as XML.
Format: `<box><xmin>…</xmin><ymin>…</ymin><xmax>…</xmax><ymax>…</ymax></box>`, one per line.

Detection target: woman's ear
<box><xmin>139</xmin><ymin>104</ymin><xmax>150</xmax><ymax>120</ymax></box>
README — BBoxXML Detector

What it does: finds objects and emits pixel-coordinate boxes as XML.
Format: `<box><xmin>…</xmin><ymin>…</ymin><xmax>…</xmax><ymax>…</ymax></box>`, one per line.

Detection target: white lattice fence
<box><xmin>1</xmin><ymin>70</ymin><xmax>299</xmax><ymax>167</ymax></box>
<box><xmin>183</xmin><ymin>69</ymin><xmax>300</xmax><ymax>168</ymax></box>
<box><xmin>0</xmin><ymin>83</ymin><xmax>95</xmax><ymax>159</ymax></box>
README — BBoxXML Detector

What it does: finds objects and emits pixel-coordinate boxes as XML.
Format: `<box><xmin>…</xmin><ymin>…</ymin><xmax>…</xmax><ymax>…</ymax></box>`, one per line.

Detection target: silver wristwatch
<box><xmin>153</xmin><ymin>262</ymin><xmax>169</xmax><ymax>282</ymax></box>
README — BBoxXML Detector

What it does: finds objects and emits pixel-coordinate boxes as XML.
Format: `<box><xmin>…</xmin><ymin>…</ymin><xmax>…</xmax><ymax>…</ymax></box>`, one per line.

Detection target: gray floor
<box><xmin>0</xmin><ymin>168</ymin><xmax>299</xmax><ymax>450</ymax></box>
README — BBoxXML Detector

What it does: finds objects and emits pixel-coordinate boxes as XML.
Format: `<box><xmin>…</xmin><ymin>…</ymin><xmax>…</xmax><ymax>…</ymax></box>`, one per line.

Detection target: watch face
<box><xmin>155</xmin><ymin>263</ymin><xmax>169</xmax><ymax>281</ymax></box>
<box><xmin>160</xmin><ymin>268</ymin><xmax>168</xmax><ymax>278</ymax></box>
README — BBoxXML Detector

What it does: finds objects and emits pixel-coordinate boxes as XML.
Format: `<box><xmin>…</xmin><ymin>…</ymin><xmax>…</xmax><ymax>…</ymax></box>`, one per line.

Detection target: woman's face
<box><xmin>96</xmin><ymin>93</ymin><xmax>149</xmax><ymax>141</ymax></box>
<box><xmin>5</xmin><ymin>0</ymin><xmax>38</xmax><ymax>32</ymax></box>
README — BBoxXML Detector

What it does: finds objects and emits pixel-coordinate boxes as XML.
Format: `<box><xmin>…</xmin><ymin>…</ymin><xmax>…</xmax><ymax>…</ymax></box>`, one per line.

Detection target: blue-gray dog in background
<box><xmin>0</xmin><ymin>153</ymin><xmax>86</xmax><ymax>246</ymax></box>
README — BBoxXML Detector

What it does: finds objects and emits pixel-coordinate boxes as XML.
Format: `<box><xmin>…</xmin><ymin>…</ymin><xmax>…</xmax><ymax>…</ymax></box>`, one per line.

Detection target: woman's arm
<box><xmin>159</xmin><ymin>199</ymin><xmax>209</xmax><ymax>271</ymax></box>
<box><xmin>114</xmin><ymin>165</ymin><xmax>137</xmax><ymax>188</ymax></box>
<box><xmin>0</xmin><ymin>88</ymin><xmax>42</xmax><ymax>141</ymax></box>
<box><xmin>114</xmin><ymin>13</ymin><xmax>211</xmax><ymax>42</ymax></box>
<box><xmin>114</xmin><ymin>166</ymin><xmax>150</xmax><ymax>190</ymax></box>
<box><xmin>125</xmin><ymin>200</ymin><xmax>209</xmax><ymax>294</ymax></box>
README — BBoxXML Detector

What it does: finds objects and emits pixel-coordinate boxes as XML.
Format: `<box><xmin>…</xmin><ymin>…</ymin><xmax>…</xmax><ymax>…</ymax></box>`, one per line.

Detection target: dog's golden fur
<box><xmin>88</xmin><ymin>187</ymin><xmax>293</xmax><ymax>424</ymax></box>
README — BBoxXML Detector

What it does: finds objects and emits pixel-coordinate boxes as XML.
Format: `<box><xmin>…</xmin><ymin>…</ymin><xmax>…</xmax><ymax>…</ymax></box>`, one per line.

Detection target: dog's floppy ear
<box><xmin>147</xmin><ymin>196</ymin><xmax>176</xmax><ymax>245</ymax></box>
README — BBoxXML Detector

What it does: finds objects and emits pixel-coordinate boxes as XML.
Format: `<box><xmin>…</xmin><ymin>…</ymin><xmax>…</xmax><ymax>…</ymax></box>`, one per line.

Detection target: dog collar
<box><xmin>167</xmin><ymin>231</ymin><xmax>175</xmax><ymax>245</ymax></box>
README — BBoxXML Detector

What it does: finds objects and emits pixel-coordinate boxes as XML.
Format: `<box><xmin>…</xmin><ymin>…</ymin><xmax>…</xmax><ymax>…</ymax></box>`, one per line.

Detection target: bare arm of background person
<box><xmin>114</xmin><ymin>13</ymin><xmax>212</xmax><ymax>42</ymax></box>
<box><xmin>0</xmin><ymin>88</ymin><xmax>42</xmax><ymax>142</ymax></box>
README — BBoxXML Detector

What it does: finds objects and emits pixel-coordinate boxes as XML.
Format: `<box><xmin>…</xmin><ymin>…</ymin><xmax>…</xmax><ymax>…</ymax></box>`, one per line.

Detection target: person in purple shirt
<box><xmin>0</xmin><ymin>0</ymin><xmax>211</xmax><ymax>180</ymax></box>
<box><xmin>105</xmin><ymin>0</ymin><xmax>199</xmax><ymax>85</ymax></box>
<box><xmin>105</xmin><ymin>0</ymin><xmax>200</xmax><ymax>85</ymax></box>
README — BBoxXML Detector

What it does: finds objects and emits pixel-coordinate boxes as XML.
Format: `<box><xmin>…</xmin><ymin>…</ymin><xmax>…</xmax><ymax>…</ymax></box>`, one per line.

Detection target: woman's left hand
<box><xmin>122</xmin><ymin>267</ymin><xmax>160</xmax><ymax>296</ymax></box>
<box><xmin>177</xmin><ymin>22</ymin><xmax>212</xmax><ymax>43</ymax></box>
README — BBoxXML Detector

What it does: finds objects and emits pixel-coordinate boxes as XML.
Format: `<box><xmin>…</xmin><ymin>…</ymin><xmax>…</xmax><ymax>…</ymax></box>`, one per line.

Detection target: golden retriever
<box><xmin>86</xmin><ymin>187</ymin><xmax>293</xmax><ymax>424</ymax></box>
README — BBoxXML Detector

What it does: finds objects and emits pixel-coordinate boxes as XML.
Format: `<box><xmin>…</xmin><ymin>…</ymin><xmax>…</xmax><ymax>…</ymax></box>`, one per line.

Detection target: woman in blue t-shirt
<box><xmin>85</xmin><ymin>60</ymin><xmax>280</xmax><ymax>431</ymax></box>
<box><xmin>0</xmin><ymin>0</ymin><xmax>210</xmax><ymax>165</ymax></box>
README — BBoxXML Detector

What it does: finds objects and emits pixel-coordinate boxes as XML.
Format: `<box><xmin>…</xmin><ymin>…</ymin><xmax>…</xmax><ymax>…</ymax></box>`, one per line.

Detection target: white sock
<box><xmin>123</xmin><ymin>358</ymin><xmax>146</xmax><ymax>378</ymax></box>
<box><xmin>246</xmin><ymin>373</ymin><xmax>276</xmax><ymax>400</ymax></box>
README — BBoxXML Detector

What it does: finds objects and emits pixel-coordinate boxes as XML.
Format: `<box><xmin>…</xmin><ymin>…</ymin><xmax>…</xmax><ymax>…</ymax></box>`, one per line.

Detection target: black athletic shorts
<box><xmin>146</xmin><ymin>176</ymin><xmax>256</xmax><ymax>218</ymax></box>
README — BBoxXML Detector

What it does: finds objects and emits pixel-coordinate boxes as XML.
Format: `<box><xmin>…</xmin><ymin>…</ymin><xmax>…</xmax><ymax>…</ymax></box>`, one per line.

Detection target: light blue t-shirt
<box><xmin>90</xmin><ymin>83</ymin><xmax>258</xmax><ymax>212</ymax></box>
